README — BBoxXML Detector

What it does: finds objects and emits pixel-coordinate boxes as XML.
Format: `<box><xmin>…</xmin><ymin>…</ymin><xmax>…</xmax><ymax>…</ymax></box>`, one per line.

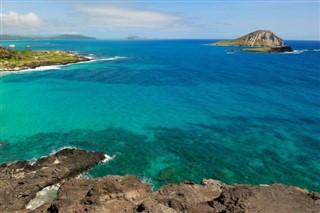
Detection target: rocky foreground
<box><xmin>0</xmin><ymin>148</ymin><xmax>105</xmax><ymax>212</ymax></box>
<box><xmin>0</xmin><ymin>148</ymin><xmax>319</xmax><ymax>213</ymax></box>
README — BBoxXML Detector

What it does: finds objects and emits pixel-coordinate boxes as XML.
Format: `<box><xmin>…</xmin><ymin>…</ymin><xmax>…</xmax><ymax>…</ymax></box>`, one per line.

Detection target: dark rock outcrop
<box><xmin>270</xmin><ymin>46</ymin><xmax>294</xmax><ymax>52</ymax></box>
<box><xmin>0</xmin><ymin>148</ymin><xmax>106</xmax><ymax>212</ymax></box>
<box><xmin>242</xmin><ymin>45</ymin><xmax>294</xmax><ymax>53</ymax></box>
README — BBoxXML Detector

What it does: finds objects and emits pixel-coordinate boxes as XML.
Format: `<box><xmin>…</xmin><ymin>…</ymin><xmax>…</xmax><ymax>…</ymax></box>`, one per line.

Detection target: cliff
<box><xmin>213</xmin><ymin>30</ymin><xmax>285</xmax><ymax>47</ymax></box>
<box><xmin>0</xmin><ymin>148</ymin><xmax>319</xmax><ymax>213</ymax></box>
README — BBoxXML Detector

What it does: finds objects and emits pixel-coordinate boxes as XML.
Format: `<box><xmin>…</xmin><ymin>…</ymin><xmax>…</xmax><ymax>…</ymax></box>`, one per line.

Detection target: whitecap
<box><xmin>0</xmin><ymin>65</ymin><xmax>61</xmax><ymax>76</ymax></box>
<box><xmin>281</xmin><ymin>49</ymin><xmax>320</xmax><ymax>54</ymax></box>
<box><xmin>49</xmin><ymin>146</ymin><xmax>78</xmax><ymax>156</ymax></box>
<box><xmin>100</xmin><ymin>56</ymin><xmax>128</xmax><ymax>61</ymax></box>
<box><xmin>281</xmin><ymin>50</ymin><xmax>305</xmax><ymax>54</ymax></box>
<box><xmin>49</xmin><ymin>146</ymin><xmax>115</xmax><ymax>165</ymax></box>
<box><xmin>140</xmin><ymin>177</ymin><xmax>155</xmax><ymax>190</ymax></box>
<box><xmin>102</xmin><ymin>154</ymin><xmax>114</xmax><ymax>163</ymax></box>
<box><xmin>79</xmin><ymin>173</ymin><xmax>93</xmax><ymax>179</ymax></box>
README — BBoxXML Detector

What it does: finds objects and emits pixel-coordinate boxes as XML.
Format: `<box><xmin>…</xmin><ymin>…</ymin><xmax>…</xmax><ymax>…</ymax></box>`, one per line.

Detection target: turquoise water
<box><xmin>1</xmin><ymin>40</ymin><xmax>319</xmax><ymax>190</ymax></box>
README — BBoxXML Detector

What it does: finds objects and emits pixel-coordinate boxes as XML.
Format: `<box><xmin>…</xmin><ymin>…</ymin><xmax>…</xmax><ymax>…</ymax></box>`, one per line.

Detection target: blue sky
<box><xmin>1</xmin><ymin>0</ymin><xmax>319</xmax><ymax>40</ymax></box>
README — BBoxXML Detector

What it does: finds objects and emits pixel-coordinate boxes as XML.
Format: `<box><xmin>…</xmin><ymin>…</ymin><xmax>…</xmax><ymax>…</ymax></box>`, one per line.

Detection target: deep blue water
<box><xmin>0</xmin><ymin>39</ymin><xmax>319</xmax><ymax>190</ymax></box>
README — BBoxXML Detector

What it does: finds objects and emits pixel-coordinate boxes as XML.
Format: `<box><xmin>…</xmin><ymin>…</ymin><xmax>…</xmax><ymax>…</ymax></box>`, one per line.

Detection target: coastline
<box><xmin>0</xmin><ymin>148</ymin><xmax>319</xmax><ymax>212</ymax></box>
<box><xmin>0</xmin><ymin>48</ymin><xmax>91</xmax><ymax>74</ymax></box>
<box><xmin>0</xmin><ymin>56</ymin><xmax>92</xmax><ymax>76</ymax></box>
<box><xmin>0</xmin><ymin>55</ymin><xmax>128</xmax><ymax>76</ymax></box>
<box><xmin>0</xmin><ymin>56</ymin><xmax>90</xmax><ymax>72</ymax></box>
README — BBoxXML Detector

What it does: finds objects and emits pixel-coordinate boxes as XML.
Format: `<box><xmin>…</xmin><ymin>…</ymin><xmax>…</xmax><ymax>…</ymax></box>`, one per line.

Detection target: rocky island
<box><xmin>212</xmin><ymin>30</ymin><xmax>293</xmax><ymax>53</ymax></box>
<box><xmin>0</xmin><ymin>46</ymin><xmax>90</xmax><ymax>72</ymax></box>
<box><xmin>0</xmin><ymin>148</ymin><xmax>319</xmax><ymax>213</ymax></box>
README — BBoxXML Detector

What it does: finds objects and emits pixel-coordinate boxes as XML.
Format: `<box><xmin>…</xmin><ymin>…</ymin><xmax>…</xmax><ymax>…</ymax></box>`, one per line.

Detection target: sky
<box><xmin>0</xmin><ymin>0</ymin><xmax>319</xmax><ymax>40</ymax></box>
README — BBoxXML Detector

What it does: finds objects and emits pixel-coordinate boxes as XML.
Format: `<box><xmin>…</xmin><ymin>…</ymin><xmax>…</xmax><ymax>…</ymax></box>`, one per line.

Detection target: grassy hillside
<box><xmin>0</xmin><ymin>47</ymin><xmax>88</xmax><ymax>71</ymax></box>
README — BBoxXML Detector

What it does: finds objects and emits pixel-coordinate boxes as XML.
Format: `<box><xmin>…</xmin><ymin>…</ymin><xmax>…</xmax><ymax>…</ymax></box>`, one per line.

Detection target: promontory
<box><xmin>0</xmin><ymin>46</ymin><xmax>90</xmax><ymax>72</ymax></box>
<box><xmin>212</xmin><ymin>30</ymin><xmax>293</xmax><ymax>53</ymax></box>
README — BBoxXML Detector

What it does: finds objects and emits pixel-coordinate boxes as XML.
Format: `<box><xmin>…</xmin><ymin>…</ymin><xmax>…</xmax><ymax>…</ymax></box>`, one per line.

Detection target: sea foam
<box><xmin>102</xmin><ymin>154</ymin><xmax>114</xmax><ymax>163</ymax></box>
<box><xmin>280</xmin><ymin>49</ymin><xmax>320</xmax><ymax>54</ymax></box>
<box><xmin>0</xmin><ymin>56</ymin><xmax>127</xmax><ymax>76</ymax></box>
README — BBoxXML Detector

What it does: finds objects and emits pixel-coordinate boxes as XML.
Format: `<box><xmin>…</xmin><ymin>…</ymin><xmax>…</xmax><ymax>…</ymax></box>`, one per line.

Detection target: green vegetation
<box><xmin>0</xmin><ymin>47</ymin><xmax>88</xmax><ymax>71</ymax></box>
<box><xmin>212</xmin><ymin>30</ymin><xmax>284</xmax><ymax>47</ymax></box>
<box><xmin>212</xmin><ymin>30</ymin><xmax>293</xmax><ymax>53</ymax></box>
<box><xmin>242</xmin><ymin>47</ymin><xmax>273</xmax><ymax>52</ymax></box>
<box><xmin>213</xmin><ymin>38</ymin><xmax>274</xmax><ymax>47</ymax></box>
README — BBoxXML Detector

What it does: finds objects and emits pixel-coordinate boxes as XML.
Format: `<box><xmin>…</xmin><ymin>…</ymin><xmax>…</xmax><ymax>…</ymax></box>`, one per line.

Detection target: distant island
<box><xmin>212</xmin><ymin>30</ymin><xmax>293</xmax><ymax>53</ymax></box>
<box><xmin>0</xmin><ymin>46</ymin><xmax>89</xmax><ymax>72</ymax></box>
<box><xmin>127</xmin><ymin>36</ymin><xmax>145</xmax><ymax>40</ymax></box>
<box><xmin>0</xmin><ymin>34</ymin><xmax>96</xmax><ymax>41</ymax></box>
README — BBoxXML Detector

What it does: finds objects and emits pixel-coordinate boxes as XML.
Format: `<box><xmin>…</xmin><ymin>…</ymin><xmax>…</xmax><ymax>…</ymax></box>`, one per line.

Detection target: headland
<box><xmin>0</xmin><ymin>46</ymin><xmax>90</xmax><ymax>72</ymax></box>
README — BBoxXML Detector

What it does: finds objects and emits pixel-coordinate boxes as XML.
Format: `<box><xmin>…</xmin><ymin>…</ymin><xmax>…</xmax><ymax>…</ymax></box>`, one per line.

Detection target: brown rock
<box><xmin>34</xmin><ymin>177</ymin><xmax>320</xmax><ymax>213</ymax></box>
<box><xmin>213</xmin><ymin>30</ymin><xmax>285</xmax><ymax>47</ymax></box>
<box><xmin>134</xmin><ymin>200</ymin><xmax>177</xmax><ymax>213</ymax></box>
<box><xmin>153</xmin><ymin>179</ymin><xmax>223</xmax><ymax>212</ymax></box>
<box><xmin>1</xmin><ymin>148</ymin><xmax>319</xmax><ymax>213</ymax></box>
<box><xmin>35</xmin><ymin>175</ymin><xmax>152</xmax><ymax>213</ymax></box>
<box><xmin>0</xmin><ymin>148</ymin><xmax>106</xmax><ymax>212</ymax></box>
<box><xmin>210</xmin><ymin>184</ymin><xmax>320</xmax><ymax>213</ymax></box>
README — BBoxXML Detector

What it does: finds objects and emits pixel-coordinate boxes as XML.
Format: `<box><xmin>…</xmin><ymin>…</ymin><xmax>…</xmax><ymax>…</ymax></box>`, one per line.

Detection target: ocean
<box><xmin>0</xmin><ymin>39</ymin><xmax>319</xmax><ymax>190</ymax></box>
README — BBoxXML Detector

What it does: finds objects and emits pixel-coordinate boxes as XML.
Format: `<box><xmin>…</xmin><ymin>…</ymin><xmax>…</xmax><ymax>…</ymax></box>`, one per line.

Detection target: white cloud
<box><xmin>77</xmin><ymin>6</ymin><xmax>183</xmax><ymax>29</ymax></box>
<box><xmin>0</xmin><ymin>11</ymin><xmax>44</xmax><ymax>34</ymax></box>
<box><xmin>1</xmin><ymin>11</ymin><xmax>43</xmax><ymax>27</ymax></box>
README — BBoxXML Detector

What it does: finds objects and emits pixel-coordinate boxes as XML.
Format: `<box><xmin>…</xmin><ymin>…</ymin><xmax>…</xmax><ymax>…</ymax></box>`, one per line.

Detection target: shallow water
<box><xmin>1</xmin><ymin>39</ymin><xmax>319</xmax><ymax>190</ymax></box>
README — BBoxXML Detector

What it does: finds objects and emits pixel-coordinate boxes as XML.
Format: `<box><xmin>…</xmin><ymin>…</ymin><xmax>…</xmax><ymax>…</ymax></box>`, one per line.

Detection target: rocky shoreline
<box><xmin>0</xmin><ymin>148</ymin><xmax>105</xmax><ymax>212</ymax></box>
<box><xmin>0</xmin><ymin>148</ymin><xmax>319</xmax><ymax>213</ymax></box>
<box><xmin>0</xmin><ymin>47</ymin><xmax>90</xmax><ymax>72</ymax></box>
<box><xmin>0</xmin><ymin>56</ymin><xmax>90</xmax><ymax>72</ymax></box>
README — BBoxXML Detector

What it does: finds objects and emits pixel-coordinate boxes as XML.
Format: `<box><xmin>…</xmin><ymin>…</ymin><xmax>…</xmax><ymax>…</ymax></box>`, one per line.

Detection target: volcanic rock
<box><xmin>32</xmin><ymin>177</ymin><xmax>320</xmax><ymax>213</ymax></box>
<box><xmin>0</xmin><ymin>148</ymin><xmax>105</xmax><ymax>212</ymax></box>
<box><xmin>213</xmin><ymin>30</ymin><xmax>285</xmax><ymax>47</ymax></box>
<box><xmin>1</xmin><ymin>148</ymin><xmax>319</xmax><ymax>212</ymax></box>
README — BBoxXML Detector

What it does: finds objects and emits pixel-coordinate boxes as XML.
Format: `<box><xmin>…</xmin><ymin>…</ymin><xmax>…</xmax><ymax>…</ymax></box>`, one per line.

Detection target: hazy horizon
<box><xmin>1</xmin><ymin>0</ymin><xmax>319</xmax><ymax>40</ymax></box>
